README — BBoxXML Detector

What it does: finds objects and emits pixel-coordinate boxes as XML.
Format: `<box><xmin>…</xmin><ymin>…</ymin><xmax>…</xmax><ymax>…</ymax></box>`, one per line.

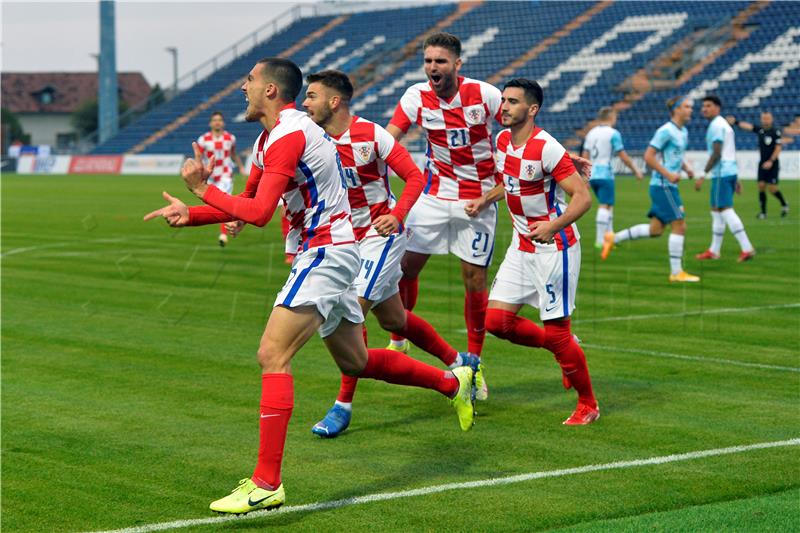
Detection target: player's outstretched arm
<box><xmin>570</xmin><ymin>154</ymin><xmax>592</xmax><ymax>180</ymax></box>
<box><xmin>618</xmin><ymin>150</ymin><xmax>643</xmax><ymax>180</ymax></box>
<box><xmin>143</xmin><ymin>191</ymin><xmax>190</xmax><ymax>227</ymax></box>
<box><xmin>372</xmin><ymin>144</ymin><xmax>426</xmax><ymax>236</ymax></box>
<box><xmin>527</xmin><ymin>172</ymin><xmax>591</xmax><ymax>244</ymax></box>
<box><xmin>728</xmin><ymin>115</ymin><xmax>755</xmax><ymax>132</ymax></box>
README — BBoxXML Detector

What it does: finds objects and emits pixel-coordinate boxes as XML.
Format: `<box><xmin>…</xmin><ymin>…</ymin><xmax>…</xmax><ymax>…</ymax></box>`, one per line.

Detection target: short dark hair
<box><xmin>423</xmin><ymin>32</ymin><xmax>461</xmax><ymax>57</ymax></box>
<box><xmin>256</xmin><ymin>57</ymin><xmax>303</xmax><ymax>101</ymax></box>
<box><xmin>210</xmin><ymin>111</ymin><xmax>224</xmax><ymax>119</ymax></box>
<box><xmin>306</xmin><ymin>70</ymin><xmax>354</xmax><ymax>102</ymax></box>
<box><xmin>503</xmin><ymin>78</ymin><xmax>543</xmax><ymax>107</ymax></box>
<box><xmin>703</xmin><ymin>95</ymin><xmax>722</xmax><ymax>108</ymax></box>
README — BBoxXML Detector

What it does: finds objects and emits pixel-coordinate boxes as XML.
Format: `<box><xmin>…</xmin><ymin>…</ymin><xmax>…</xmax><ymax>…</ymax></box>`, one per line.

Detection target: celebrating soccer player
<box><xmin>695</xmin><ymin>95</ymin><xmax>756</xmax><ymax>263</ymax></box>
<box><xmin>302</xmin><ymin>69</ymin><xmax>480</xmax><ymax>438</ymax></box>
<box><xmin>385</xmin><ymin>32</ymin><xmax>501</xmax><ymax>399</ymax></box>
<box><xmin>465</xmin><ymin>78</ymin><xmax>599</xmax><ymax>425</ymax></box>
<box><xmin>728</xmin><ymin>111</ymin><xmax>789</xmax><ymax>219</ymax></box>
<box><xmin>601</xmin><ymin>96</ymin><xmax>700</xmax><ymax>282</ymax></box>
<box><xmin>195</xmin><ymin>111</ymin><xmax>246</xmax><ymax>247</ymax></box>
<box><xmin>581</xmin><ymin>106</ymin><xmax>643</xmax><ymax>248</ymax></box>
<box><xmin>144</xmin><ymin>58</ymin><xmax>477</xmax><ymax>515</ymax></box>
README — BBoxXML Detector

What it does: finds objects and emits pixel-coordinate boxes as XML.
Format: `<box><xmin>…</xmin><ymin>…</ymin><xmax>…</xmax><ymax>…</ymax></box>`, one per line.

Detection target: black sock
<box><xmin>759</xmin><ymin>191</ymin><xmax>767</xmax><ymax>213</ymax></box>
<box><xmin>773</xmin><ymin>190</ymin><xmax>787</xmax><ymax>207</ymax></box>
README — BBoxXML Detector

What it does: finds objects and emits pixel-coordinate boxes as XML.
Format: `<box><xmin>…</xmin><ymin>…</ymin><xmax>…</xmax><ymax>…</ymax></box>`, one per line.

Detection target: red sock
<box><xmin>465</xmin><ymin>290</ymin><xmax>488</xmax><ymax>355</ymax></box>
<box><xmin>252</xmin><ymin>373</ymin><xmax>293</xmax><ymax>490</ymax></box>
<box><xmin>220</xmin><ymin>223</ymin><xmax>228</xmax><ymax>235</ymax></box>
<box><xmin>359</xmin><ymin>348</ymin><xmax>458</xmax><ymax>397</ymax></box>
<box><xmin>337</xmin><ymin>374</ymin><xmax>358</xmax><ymax>403</ymax></box>
<box><xmin>399</xmin><ymin>311</ymin><xmax>458</xmax><ymax>365</ymax></box>
<box><xmin>391</xmin><ymin>277</ymin><xmax>418</xmax><ymax>342</ymax></box>
<box><xmin>544</xmin><ymin>320</ymin><xmax>597</xmax><ymax>409</ymax></box>
<box><xmin>485</xmin><ymin>308</ymin><xmax>545</xmax><ymax>347</ymax></box>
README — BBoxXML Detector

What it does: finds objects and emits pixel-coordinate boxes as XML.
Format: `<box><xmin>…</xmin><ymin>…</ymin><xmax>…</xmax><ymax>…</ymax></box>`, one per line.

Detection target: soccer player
<box><xmin>144</xmin><ymin>58</ymin><xmax>476</xmax><ymax>515</ymax></box>
<box><xmin>727</xmin><ymin>111</ymin><xmax>789</xmax><ymax>218</ymax></box>
<box><xmin>601</xmin><ymin>96</ymin><xmax>699</xmax><ymax>282</ymax></box>
<box><xmin>465</xmin><ymin>78</ymin><xmax>598</xmax><ymax>425</ymax></box>
<box><xmin>302</xmin><ymin>69</ymin><xmax>478</xmax><ymax>437</ymax></box>
<box><xmin>695</xmin><ymin>95</ymin><xmax>756</xmax><ymax>263</ymax></box>
<box><xmin>581</xmin><ymin>107</ymin><xmax>643</xmax><ymax>248</ymax></box>
<box><xmin>196</xmin><ymin>111</ymin><xmax>246</xmax><ymax>246</ymax></box>
<box><xmin>385</xmin><ymin>32</ymin><xmax>501</xmax><ymax>400</ymax></box>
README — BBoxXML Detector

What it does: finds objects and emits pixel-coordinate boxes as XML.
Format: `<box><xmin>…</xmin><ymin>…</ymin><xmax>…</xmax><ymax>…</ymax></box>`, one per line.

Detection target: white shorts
<box><xmin>209</xmin><ymin>177</ymin><xmax>233</xmax><ymax>195</ymax></box>
<box><xmin>489</xmin><ymin>242</ymin><xmax>581</xmax><ymax>321</ymax></box>
<box><xmin>355</xmin><ymin>233</ymin><xmax>405</xmax><ymax>305</ymax></box>
<box><xmin>274</xmin><ymin>244</ymin><xmax>364</xmax><ymax>338</ymax></box>
<box><xmin>405</xmin><ymin>193</ymin><xmax>497</xmax><ymax>267</ymax></box>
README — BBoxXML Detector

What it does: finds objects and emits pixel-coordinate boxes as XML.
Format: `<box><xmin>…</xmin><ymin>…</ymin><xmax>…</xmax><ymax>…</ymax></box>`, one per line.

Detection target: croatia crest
<box><xmin>468</xmin><ymin>108</ymin><xmax>481</xmax><ymax>122</ymax></box>
<box><xmin>525</xmin><ymin>164</ymin><xmax>535</xmax><ymax>179</ymax></box>
<box><xmin>358</xmin><ymin>145</ymin><xmax>371</xmax><ymax>161</ymax></box>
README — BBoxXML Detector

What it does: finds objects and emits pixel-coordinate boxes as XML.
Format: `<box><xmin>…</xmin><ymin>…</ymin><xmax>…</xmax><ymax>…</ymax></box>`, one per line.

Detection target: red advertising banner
<box><xmin>68</xmin><ymin>155</ymin><xmax>123</xmax><ymax>174</ymax></box>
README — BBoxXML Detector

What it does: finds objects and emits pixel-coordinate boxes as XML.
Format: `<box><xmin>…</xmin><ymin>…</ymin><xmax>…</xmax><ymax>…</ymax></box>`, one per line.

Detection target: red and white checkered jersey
<box><xmin>329</xmin><ymin>115</ymin><xmax>398</xmax><ymax>241</ymax></box>
<box><xmin>251</xmin><ymin>106</ymin><xmax>354</xmax><ymax>252</ymax></box>
<box><xmin>495</xmin><ymin>127</ymin><xmax>579</xmax><ymax>253</ymax></box>
<box><xmin>197</xmin><ymin>130</ymin><xmax>236</xmax><ymax>182</ymax></box>
<box><xmin>390</xmin><ymin>76</ymin><xmax>502</xmax><ymax>201</ymax></box>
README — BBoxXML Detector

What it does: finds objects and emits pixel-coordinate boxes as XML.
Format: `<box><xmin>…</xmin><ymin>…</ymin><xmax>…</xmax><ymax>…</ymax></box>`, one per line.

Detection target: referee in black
<box><xmin>727</xmin><ymin>111</ymin><xmax>789</xmax><ymax>218</ymax></box>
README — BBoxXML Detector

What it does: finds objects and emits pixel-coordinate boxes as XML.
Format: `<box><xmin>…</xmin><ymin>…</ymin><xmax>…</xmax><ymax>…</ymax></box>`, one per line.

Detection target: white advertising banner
<box><xmin>16</xmin><ymin>154</ymin><xmax>72</xmax><ymax>174</ymax></box>
<box><xmin>121</xmin><ymin>154</ymin><xmax>185</xmax><ymax>175</ymax></box>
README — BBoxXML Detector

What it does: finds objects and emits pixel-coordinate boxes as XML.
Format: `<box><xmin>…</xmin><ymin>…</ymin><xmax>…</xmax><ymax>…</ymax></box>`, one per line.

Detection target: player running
<box><xmin>384</xmin><ymin>32</ymin><xmax>501</xmax><ymax>400</ymax></box>
<box><xmin>144</xmin><ymin>58</ymin><xmax>477</xmax><ymax>515</ymax></box>
<box><xmin>302</xmin><ymin>69</ymin><xmax>478</xmax><ymax>438</ymax></box>
<box><xmin>196</xmin><ymin>111</ymin><xmax>246</xmax><ymax>247</ymax></box>
<box><xmin>581</xmin><ymin>107</ymin><xmax>643</xmax><ymax>248</ymax></box>
<box><xmin>694</xmin><ymin>95</ymin><xmax>756</xmax><ymax>263</ymax></box>
<box><xmin>601</xmin><ymin>96</ymin><xmax>700</xmax><ymax>283</ymax></box>
<box><xmin>728</xmin><ymin>111</ymin><xmax>789</xmax><ymax>219</ymax></box>
<box><xmin>465</xmin><ymin>79</ymin><xmax>598</xmax><ymax>425</ymax></box>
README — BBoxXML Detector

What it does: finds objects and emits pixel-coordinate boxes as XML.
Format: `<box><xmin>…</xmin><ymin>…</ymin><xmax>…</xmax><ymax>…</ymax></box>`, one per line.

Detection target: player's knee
<box><xmin>485</xmin><ymin>308</ymin><xmax>514</xmax><ymax>338</ymax></box>
<box><xmin>339</xmin><ymin>360</ymin><xmax>364</xmax><ymax>377</ymax></box>
<box><xmin>376</xmin><ymin>310</ymin><xmax>406</xmax><ymax>333</ymax></box>
<box><xmin>256</xmin><ymin>342</ymin><xmax>289</xmax><ymax>371</ymax></box>
<box><xmin>543</xmin><ymin>320</ymin><xmax>572</xmax><ymax>353</ymax></box>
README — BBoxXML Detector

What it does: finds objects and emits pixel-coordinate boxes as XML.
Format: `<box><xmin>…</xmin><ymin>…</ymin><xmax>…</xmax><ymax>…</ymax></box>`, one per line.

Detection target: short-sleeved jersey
<box><xmin>251</xmin><ymin>106</ymin><xmax>354</xmax><ymax>253</ymax></box>
<box><xmin>584</xmin><ymin>125</ymin><xmax>624</xmax><ymax>180</ymax></box>
<box><xmin>495</xmin><ymin>128</ymin><xmax>579</xmax><ymax>254</ymax></box>
<box><xmin>649</xmin><ymin>121</ymin><xmax>688</xmax><ymax>188</ymax></box>
<box><xmin>329</xmin><ymin>115</ymin><xmax>397</xmax><ymax>241</ymax></box>
<box><xmin>756</xmin><ymin>126</ymin><xmax>782</xmax><ymax>162</ymax></box>
<box><xmin>706</xmin><ymin>115</ymin><xmax>737</xmax><ymax>177</ymax></box>
<box><xmin>197</xmin><ymin>130</ymin><xmax>236</xmax><ymax>181</ymax></box>
<box><xmin>390</xmin><ymin>76</ymin><xmax>502</xmax><ymax>201</ymax></box>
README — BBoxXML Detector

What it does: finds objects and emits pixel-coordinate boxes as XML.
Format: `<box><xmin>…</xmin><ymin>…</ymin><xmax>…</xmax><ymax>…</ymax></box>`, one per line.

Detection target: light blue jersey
<box><xmin>584</xmin><ymin>125</ymin><xmax>624</xmax><ymax>180</ymax></box>
<box><xmin>705</xmin><ymin>115</ymin><xmax>737</xmax><ymax>177</ymax></box>
<box><xmin>649</xmin><ymin>121</ymin><xmax>688</xmax><ymax>189</ymax></box>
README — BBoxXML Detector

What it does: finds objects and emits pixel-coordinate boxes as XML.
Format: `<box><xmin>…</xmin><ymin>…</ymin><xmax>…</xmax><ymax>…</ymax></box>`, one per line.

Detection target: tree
<box><xmin>1</xmin><ymin>108</ymin><xmax>31</xmax><ymax>144</ymax></box>
<box><xmin>70</xmin><ymin>99</ymin><xmax>130</xmax><ymax>137</ymax></box>
<box><xmin>147</xmin><ymin>83</ymin><xmax>166</xmax><ymax>111</ymax></box>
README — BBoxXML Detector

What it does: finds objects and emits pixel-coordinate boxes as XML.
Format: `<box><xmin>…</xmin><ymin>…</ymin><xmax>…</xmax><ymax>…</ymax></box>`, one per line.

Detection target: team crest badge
<box><xmin>468</xmin><ymin>108</ymin><xmax>481</xmax><ymax>122</ymax></box>
<box><xmin>525</xmin><ymin>164</ymin><xmax>535</xmax><ymax>179</ymax></box>
<box><xmin>358</xmin><ymin>145</ymin><xmax>371</xmax><ymax>160</ymax></box>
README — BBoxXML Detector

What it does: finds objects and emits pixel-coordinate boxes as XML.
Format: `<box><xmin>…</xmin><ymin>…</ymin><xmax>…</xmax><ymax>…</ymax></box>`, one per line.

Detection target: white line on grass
<box><xmin>572</xmin><ymin>302</ymin><xmax>800</xmax><ymax>324</ymax></box>
<box><xmin>583</xmin><ymin>343</ymin><xmax>800</xmax><ymax>373</ymax></box>
<box><xmin>85</xmin><ymin>438</ymin><xmax>800</xmax><ymax>533</ymax></box>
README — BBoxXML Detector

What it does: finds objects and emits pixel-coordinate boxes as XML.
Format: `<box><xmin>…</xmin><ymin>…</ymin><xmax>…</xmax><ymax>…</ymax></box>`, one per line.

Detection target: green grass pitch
<box><xmin>2</xmin><ymin>174</ymin><xmax>799</xmax><ymax>532</ymax></box>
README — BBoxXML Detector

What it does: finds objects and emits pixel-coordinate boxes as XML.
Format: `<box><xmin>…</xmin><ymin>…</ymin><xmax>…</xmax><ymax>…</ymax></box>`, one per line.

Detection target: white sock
<box><xmin>390</xmin><ymin>339</ymin><xmax>406</xmax><ymax>348</ymax></box>
<box><xmin>615</xmin><ymin>224</ymin><xmax>651</xmax><ymax>244</ymax></box>
<box><xmin>668</xmin><ymin>233</ymin><xmax>684</xmax><ymax>275</ymax></box>
<box><xmin>596</xmin><ymin>207</ymin><xmax>610</xmax><ymax>245</ymax></box>
<box><xmin>721</xmin><ymin>208</ymin><xmax>754</xmax><ymax>252</ymax></box>
<box><xmin>334</xmin><ymin>400</ymin><xmax>352</xmax><ymax>411</ymax></box>
<box><xmin>710</xmin><ymin>211</ymin><xmax>725</xmax><ymax>255</ymax></box>
<box><xmin>607</xmin><ymin>209</ymin><xmax>614</xmax><ymax>235</ymax></box>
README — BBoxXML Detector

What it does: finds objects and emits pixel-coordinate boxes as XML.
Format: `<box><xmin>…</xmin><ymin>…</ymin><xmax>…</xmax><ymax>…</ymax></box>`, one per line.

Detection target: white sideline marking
<box><xmin>573</xmin><ymin>303</ymin><xmax>800</xmax><ymax>324</ymax></box>
<box><xmin>85</xmin><ymin>438</ymin><xmax>800</xmax><ymax>533</ymax></box>
<box><xmin>583</xmin><ymin>343</ymin><xmax>800</xmax><ymax>373</ymax></box>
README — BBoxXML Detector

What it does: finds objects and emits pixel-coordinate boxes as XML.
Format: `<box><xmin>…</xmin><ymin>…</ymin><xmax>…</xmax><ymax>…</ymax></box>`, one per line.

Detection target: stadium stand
<box><xmin>91</xmin><ymin>0</ymin><xmax>800</xmax><ymax>156</ymax></box>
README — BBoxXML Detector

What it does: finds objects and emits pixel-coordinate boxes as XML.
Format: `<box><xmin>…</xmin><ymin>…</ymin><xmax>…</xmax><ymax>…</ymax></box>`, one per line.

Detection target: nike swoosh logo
<box><xmin>544</xmin><ymin>306</ymin><xmax>558</xmax><ymax>312</ymax></box>
<box><xmin>260</xmin><ymin>414</ymin><xmax>281</xmax><ymax>419</ymax></box>
<box><xmin>248</xmin><ymin>493</ymin><xmax>274</xmax><ymax>506</ymax></box>
<box><xmin>564</xmin><ymin>369</ymin><xmax>577</xmax><ymax>375</ymax></box>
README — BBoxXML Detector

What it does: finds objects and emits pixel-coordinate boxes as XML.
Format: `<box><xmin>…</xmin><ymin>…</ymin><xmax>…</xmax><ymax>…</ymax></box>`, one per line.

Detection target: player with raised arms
<box><xmin>195</xmin><ymin>111</ymin><xmax>246</xmax><ymax>246</ymax></box>
<box><xmin>694</xmin><ymin>95</ymin><xmax>756</xmax><ymax>262</ymax></box>
<box><xmin>581</xmin><ymin>106</ymin><xmax>643</xmax><ymax>248</ymax></box>
<box><xmin>302</xmin><ymin>69</ymin><xmax>479</xmax><ymax>438</ymax></box>
<box><xmin>601</xmin><ymin>96</ymin><xmax>700</xmax><ymax>283</ymax></box>
<box><xmin>143</xmin><ymin>57</ymin><xmax>476</xmax><ymax>515</ymax></box>
<box><xmin>465</xmin><ymin>78</ymin><xmax>599</xmax><ymax>425</ymax></box>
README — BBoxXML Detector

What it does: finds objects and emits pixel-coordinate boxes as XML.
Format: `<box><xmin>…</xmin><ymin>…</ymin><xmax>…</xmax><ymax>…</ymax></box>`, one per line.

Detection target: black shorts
<box><xmin>757</xmin><ymin>164</ymin><xmax>779</xmax><ymax>184</ymax></box>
